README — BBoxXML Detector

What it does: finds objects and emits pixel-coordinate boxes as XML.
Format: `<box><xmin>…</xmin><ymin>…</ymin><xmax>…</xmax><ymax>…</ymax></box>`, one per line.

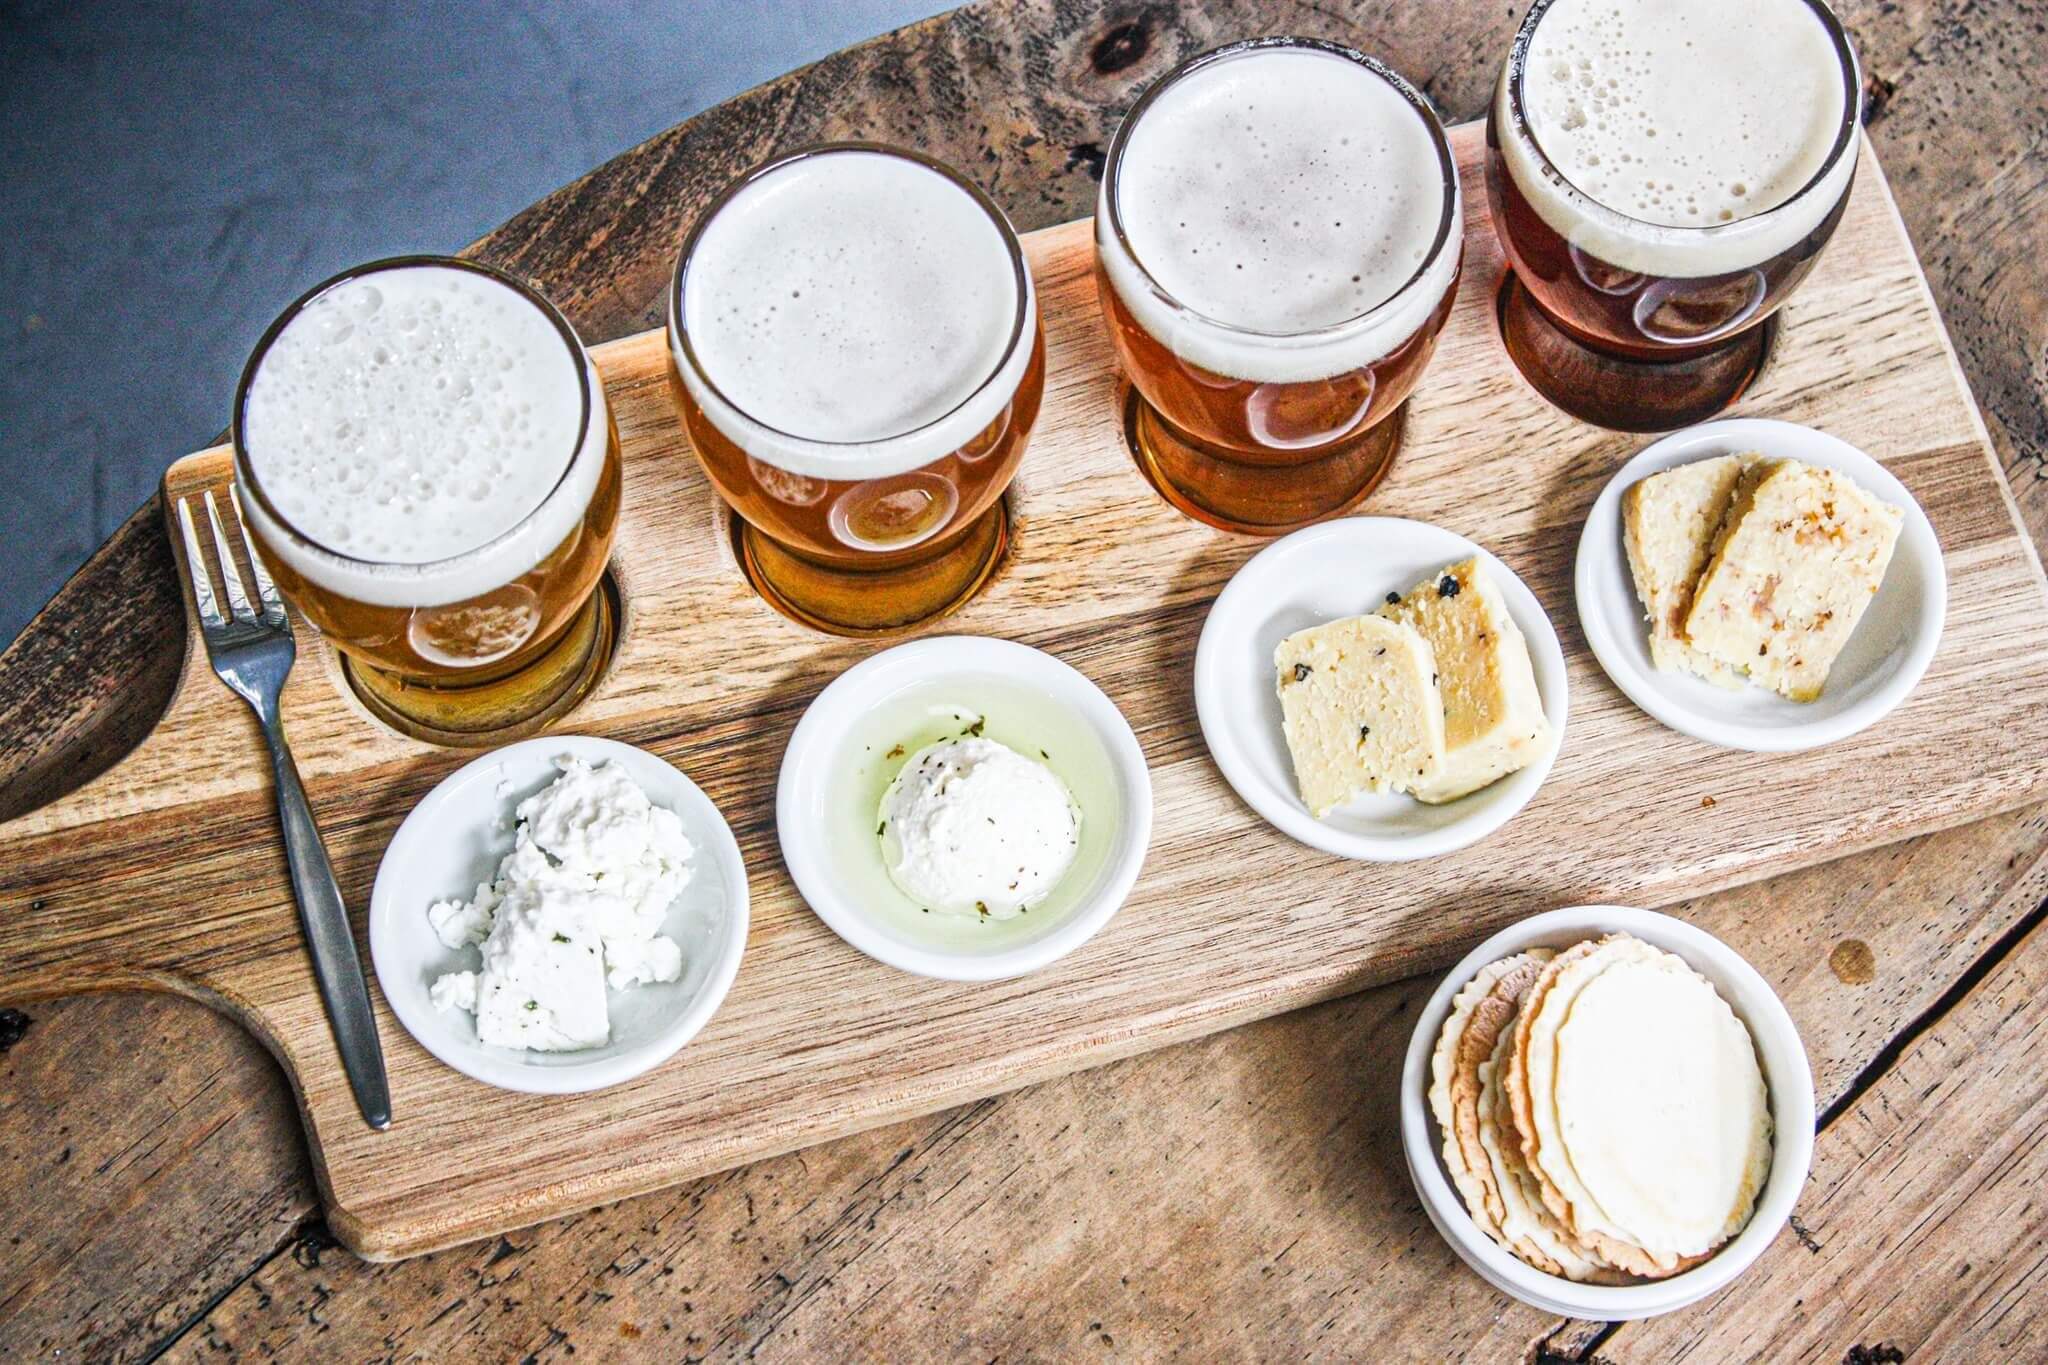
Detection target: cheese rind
<box><xmin>1379</xmin><ymin>558</ymin><xmax>1551</xmax><ymax>804</ymax></box>
<box><xmin>1621</xmin><ymin>456</ymin><xmax>1752</xmax><ymax>687</ymax></box>
<box><xmin>1684</xmin><ymin>460</ymin><xmax>1904</xmax><ymax>701</ymax></box>
<box><xmin>1274</xmin><ymin>614</ymin><xmax>1446</xmax><ymax>817</ymax></box>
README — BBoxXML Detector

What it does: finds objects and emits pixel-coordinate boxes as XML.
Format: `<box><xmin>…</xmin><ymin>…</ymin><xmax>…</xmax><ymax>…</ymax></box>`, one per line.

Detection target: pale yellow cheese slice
<box><xmin>1379</xmin><ymin>558</ymin><xmax>1550</xmax><ymax>804</ymax></box>
<box><xmin>1274</xmin><ymin>614</ymin><xmax>1446</xmax><ymax>817</ymax></box>
<box><xmin>1553</xmin><ymin>955</ymin><xmax>1773</xmax><ymax>1260</ymax></box>
<box><xmin>1684</xmin><ymin>458</ymin><xmax>1905</xmax><ymax>701</ymax></box>
<box><xmin>1621</xmin><ymin>455</ymin><xmax>1752</xmax><ymax>687</ymax></box>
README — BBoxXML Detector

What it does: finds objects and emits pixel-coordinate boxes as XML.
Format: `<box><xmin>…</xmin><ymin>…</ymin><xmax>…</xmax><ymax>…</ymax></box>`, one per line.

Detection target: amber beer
<box><xmin>234</xmin><ymin>257</ymin><xmax>622</xmax><ymax>743</ymax></box>
<box><xmin>667</xmin><ymin>144</ymin><xmax>1044</xmax><ymax>635</ymax></box>
<box><xmin>1487</xmin><ymin>0</ymin><xmax>1862</xmax><ymax>431</ymax></box>
<box><xmin>1095</xmin><ymin>38</ymin><xmax>1463</xmax><ymax>535</ymax></box>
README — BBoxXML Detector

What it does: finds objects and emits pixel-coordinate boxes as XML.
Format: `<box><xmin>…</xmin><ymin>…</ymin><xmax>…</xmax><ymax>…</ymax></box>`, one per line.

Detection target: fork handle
<box><xmin>261</xmin><ymin>712</ymin><xmax>393</xmax><ymax>1130</ymax></box>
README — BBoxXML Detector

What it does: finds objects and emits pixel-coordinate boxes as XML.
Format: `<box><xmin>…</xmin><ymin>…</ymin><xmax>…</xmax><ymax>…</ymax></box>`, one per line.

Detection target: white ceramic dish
<box><xmin>777</xmin><ymin>635</ymin><xmax>1152</xmax><ymax>981</ymax></box>
<box><xmin>1399</xmin><ymin>904</ymin><xmax>1815</xmax><ymax>1320</ymax></box>
<box><xmin>1193</xmin><ymin>516</ymin><xmax>1568</xmax><ymax>861</ymax></box>
<box><xmin>1576</xmin><ymin>417</ymin><xmax>1946</xmax><ymax>752</ymax></box>
<box><xmin>368</xmin><ymin>735</ymin><xmax>749</xmax><ymax>1095</ymax></box>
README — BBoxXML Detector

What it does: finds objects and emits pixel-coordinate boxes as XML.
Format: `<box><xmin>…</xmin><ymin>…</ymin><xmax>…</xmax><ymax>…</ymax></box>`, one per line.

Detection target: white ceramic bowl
<box><xmin>369</xmin><ymin>735</ymin><xmax>749</xmax><ymax>1095</ymax></box>
<box><xmin>1399</xmin><ymin>904</ymin><xmax>1815</xmax><ymax>1320</ymax></box>
<box><xmin>777</xmin><ymin>635</ymin><xmax>1152</xmax><ymax>981</ymax></box>
<box><xmin>1194</xmin><ymin>516</ymin><xmax>1568</xmax><ymax>861</ymax></box>
<box><xmin>1576</xmin><ymin>417</ymin><xmax>1945</xmax><ymax>751</ymax></box>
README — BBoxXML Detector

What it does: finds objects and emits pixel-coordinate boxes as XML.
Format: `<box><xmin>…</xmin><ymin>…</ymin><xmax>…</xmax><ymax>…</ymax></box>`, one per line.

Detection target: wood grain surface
<box><xmin>4</xmin><ymin>0</ymin><xmax>2046</xmax><ymax>1357</ymax></box>
<box><xmin>6</xmin><ymin>123</ymin><xmax>2042</xmax><ymax>1269</ymax></box>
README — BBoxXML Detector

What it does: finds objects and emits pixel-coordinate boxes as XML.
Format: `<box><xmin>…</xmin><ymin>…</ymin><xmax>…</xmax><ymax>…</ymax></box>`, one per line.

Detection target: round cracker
<box><xmin>1510</xmin><ymin>936</ymin><xmax>1682</xmax><ymax>1277</ymax></box>
<box><xmin>1506</xmin><ymin>941</ymin><xmax>1601</xmax><ymax>1194</ymax></box>
<box><xmin>1477</xmin><ymin>1021</ymin><xmax>1624</xmax><ymax>1281</ymax></box>
<box><xmin>1428</xmin><ymin>954</ymin><xmax>1524</xmax><ymax>1239</ymax></box>
<box><xmin>1553</xmin><ymin>949</ymin><xmax>1773</xmax><ymax>1261</ymax></box>
<box><xmin>1447</xmin><ymin>952</ymin><xmax>1553</xmax><ymax>1231</ymax></box>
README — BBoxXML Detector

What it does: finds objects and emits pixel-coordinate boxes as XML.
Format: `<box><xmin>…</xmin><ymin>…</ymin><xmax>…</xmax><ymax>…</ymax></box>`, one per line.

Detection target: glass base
<box><xmin>343</xmin><ymin>576</ymin><xmax>617</xmax><ymax>746</ymax></box>
<box><xmin>1497</xmin><ymin>275</ymin><xmax>1777</xmax><ymax>433</ymax></box>
<box><xmin>735</xmin><ymin>499</ymin><xmax>1009</xmax><ymax>636</ymax></box>
<box><xmin>1123</xmin><ymin>387</ymin><xmax>1404</xmax><ymax>536</ymax></box>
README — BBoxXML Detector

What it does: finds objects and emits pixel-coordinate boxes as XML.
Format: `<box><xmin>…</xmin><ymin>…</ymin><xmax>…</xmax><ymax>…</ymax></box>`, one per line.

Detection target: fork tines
<box><xmin>174</xmin><ymin>486</ymin><xmax>288</xmax><ymax>633</ymax></box>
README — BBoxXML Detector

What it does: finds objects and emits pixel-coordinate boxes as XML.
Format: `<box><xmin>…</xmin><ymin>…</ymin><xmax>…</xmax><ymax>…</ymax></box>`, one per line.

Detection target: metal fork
<box><xmin>174</xmin><ymin>487</ymin><xmax>391</xmax><ymax>1130</ymax></box>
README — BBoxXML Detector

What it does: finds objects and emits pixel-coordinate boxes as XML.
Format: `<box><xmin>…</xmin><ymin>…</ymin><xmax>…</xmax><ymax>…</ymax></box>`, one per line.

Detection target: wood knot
<box><xmin>1091</xmin><ymin>21</ymin><xmax>1150</xmax><ymax>75</ymax></box>
<box><xmin>290</xmin><ymin>1219</ymin><xmax>342</xmax><ymax>1269</ymax></box>
<box><xmin>1828</xmin><ymin>938</ymin><xmax>1875</xmax><ymax>985</ymax></box>
<box><xmin>0</xmin><ymin>1007</ymin><xmax>30</xmax><ymax>1053</ymax></box>
<box><xmin>1066</xmin><ymin>141</ymin><xmax>1108</xmax><ymax>182</ymax></box>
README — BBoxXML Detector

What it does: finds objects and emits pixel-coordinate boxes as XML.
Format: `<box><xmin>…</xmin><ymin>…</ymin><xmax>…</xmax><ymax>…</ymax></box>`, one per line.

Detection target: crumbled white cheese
<box><xmin>429</xmin><ymin>970</ymin><xmax>478</xmax><ymax>1013</ymax></box>
<box><xmin>427</xmin><ymin>892</ymin><xmax>494</xmax><ymax>949</ymax></box>
<box><xmin>429</xmin><ymin>756</ymin><xmax>693</xmax><ymax>1051</ymax></box>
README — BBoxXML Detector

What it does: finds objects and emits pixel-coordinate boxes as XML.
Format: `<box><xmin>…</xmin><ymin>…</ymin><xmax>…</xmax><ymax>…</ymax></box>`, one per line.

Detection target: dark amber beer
<box><xmin>234</xmin><ymin>257</ymin><xmax>621</xmax><ymax>743</ymax></box>
<box><xmin>668</xmin><ymin>144</ymin><xmax>1043</xmax><ymax>635</ymax></box>
<box><xmin>1487</xmin><ymin>0</ymin><xmax>1862</xmax><ymax>431</ymax></box>
<box><xmin>1096</xmin><ymin>38</ymin><xmax>1463</xmax><ymax>535</ymax></box>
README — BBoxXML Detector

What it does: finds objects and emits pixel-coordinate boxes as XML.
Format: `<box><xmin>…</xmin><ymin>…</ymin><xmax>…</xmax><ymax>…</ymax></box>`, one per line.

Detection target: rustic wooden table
<box><xmin>2</xmin><ymin>2</ymin><xmax>2043</xmax><ymax>1359</ymax></box>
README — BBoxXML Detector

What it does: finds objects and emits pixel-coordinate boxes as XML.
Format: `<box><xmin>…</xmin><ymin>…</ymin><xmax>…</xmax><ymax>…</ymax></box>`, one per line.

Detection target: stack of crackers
<box><xmin>1623</xmin><ymin>455</ymin><xmax>1904</xmax><ymax>701</ymax></box>
<box><xmin>1426</xmin><ymin>933</ymin><xmax>1774</xmax><ymax>1281</ymax></box>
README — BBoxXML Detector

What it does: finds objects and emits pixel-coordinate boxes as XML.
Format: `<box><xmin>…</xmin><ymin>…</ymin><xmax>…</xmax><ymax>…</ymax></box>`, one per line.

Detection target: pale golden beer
<box><xmin>668</xmin><ymin>144</ymin><xmax>1043</xmax><ymax>635</ymax></box>
<box><xmin>1096</xmin><ymin>38</ymin><xmax>1463</xmax><ymax>535</ymax></box>
<box><xmin>233</xmin><ymin>256</ymin><xmax>621</xmax><ymax>743</ymax></box>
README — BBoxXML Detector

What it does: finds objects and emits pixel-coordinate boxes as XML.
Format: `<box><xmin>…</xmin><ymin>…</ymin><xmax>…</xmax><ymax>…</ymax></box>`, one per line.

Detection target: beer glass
<box><xmin>1487</xmin><ymin>0</ymin><xmax>1862</xmax><ymax>431</ymax></box>
<box><xmin>234</xmin><ymin>256</ymin><xmax>622</xmax><ymax>743</ymax></box>
<box><xmin>1096</xmin><ymin>38</ymin><xmax>1463</xmax><ymax>535</ymax></box>
<box><xmin>667</xmin><ymin>144</ymin><xmax>1044</xmax><ymax>635</ymax></box>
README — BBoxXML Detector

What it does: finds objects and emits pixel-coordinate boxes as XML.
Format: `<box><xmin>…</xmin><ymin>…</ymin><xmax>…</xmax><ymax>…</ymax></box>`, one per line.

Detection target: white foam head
<box><xmin>670</xmin><ymin>147</ymin><xmax>1037</xmax><ymax>482</ymax></box>
<box><xmin>1097</xmin><ymin>41</ymin><xmax>1462</xmax><ymax>386</ymax></box>
<box><xmin>237</xmin><ymin>262</ymin><xmax>609</xmax><ymax>609</ymax></box>
<box><xmin>1497</xmin><ymin>0</ymin><xmax>1859</xmax><ymax>277</ymax></box>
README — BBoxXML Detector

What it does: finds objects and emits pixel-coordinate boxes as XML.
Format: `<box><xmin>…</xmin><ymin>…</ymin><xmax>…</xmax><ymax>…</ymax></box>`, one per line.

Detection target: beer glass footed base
<box><xmin>734</xmin><ymin>499</ymin><xmax>1010</xmax><ymax>637</ymax></box>
<box><xmin>1124</xmin><ymin>389</ymin><xmax>1404</xmax><ymax>537</ymax></box>
<box><xmin>1496</xmin><ymin>276</ymin><xmax>1778</xmax><ymax>434</ymax></box>
<box><xmin>342</xmin><ymin>576</ymin><xmax>618</xmax><ymax>747</ymax></box>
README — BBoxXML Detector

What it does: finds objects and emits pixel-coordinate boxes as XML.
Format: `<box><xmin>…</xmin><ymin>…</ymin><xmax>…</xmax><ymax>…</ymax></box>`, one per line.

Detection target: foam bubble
<box><xmin>1098</xmin><ymin>45</ymin><xmax>1461</xmax><ymax>384</ymax></box>
<box><xmin>675</xmin><ymin>150</ymin><xmax>1032</xmax><ymax>481</ymax></box>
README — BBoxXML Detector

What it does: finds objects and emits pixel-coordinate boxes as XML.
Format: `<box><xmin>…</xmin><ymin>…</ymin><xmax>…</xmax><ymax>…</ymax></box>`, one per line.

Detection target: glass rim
<box><xmin>231</xmin><ymin>253</ymin><xmax>597</xmax><ymax>573</ymax></box>
<box><xmin>1099</xmin><ymin>35</ymin><xmax>1462</xmax><ymax>344</ymax></box>
<box><xmin>666</xmin><ymin>140</ymin><xmax>1035</xmax><ymax>455</ymax></box>
<box><xmin>1503</xmin><ymin>0</ymin><xmax>1863</xmax><ymax>242</ymax></box>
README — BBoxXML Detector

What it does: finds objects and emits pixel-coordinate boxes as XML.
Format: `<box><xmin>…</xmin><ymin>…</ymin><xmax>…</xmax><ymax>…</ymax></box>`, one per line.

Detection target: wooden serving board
<box><xmin>3</xmin><ymin>127</ymin><xmax>2045</xmax><ymax>1262</ymax></box>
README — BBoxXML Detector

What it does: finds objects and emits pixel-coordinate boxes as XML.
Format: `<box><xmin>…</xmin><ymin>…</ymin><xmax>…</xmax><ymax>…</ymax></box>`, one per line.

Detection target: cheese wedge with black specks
<box><xmin>1380</xmin><ymin>558</ymin><xmax>1551</xmax><ymax>804</ymax></box>
<box><xmin>1274</xmin><ymin>614</ymin><xmax>1446</xmax><ymax>817</ymax></box>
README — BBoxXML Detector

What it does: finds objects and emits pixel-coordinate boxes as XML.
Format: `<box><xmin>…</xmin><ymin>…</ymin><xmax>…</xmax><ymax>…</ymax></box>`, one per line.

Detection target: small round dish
<box><xmin>1194</xmin><ymin>516</ymin><xmax>1568</xmax><ymax>861</ymax></box>
<box><xmin>1399</xmin><ymin>904</ymin><xmax>1815</xmax><ymax>1320</ymax></box>
<box><xmin>368</xmin><ymin>735</ymin><xmax>749</xmax><ymax>1095</ymax></box>
<box><xmin>1576</xmin><ymin>417</ymin><xmax>1945</xmax><ymax>752</ymax></box>
<box><xmin>777</xmin><ymin>635</ymin><xmax>1152</xmax><ymax>981</ymax></box>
